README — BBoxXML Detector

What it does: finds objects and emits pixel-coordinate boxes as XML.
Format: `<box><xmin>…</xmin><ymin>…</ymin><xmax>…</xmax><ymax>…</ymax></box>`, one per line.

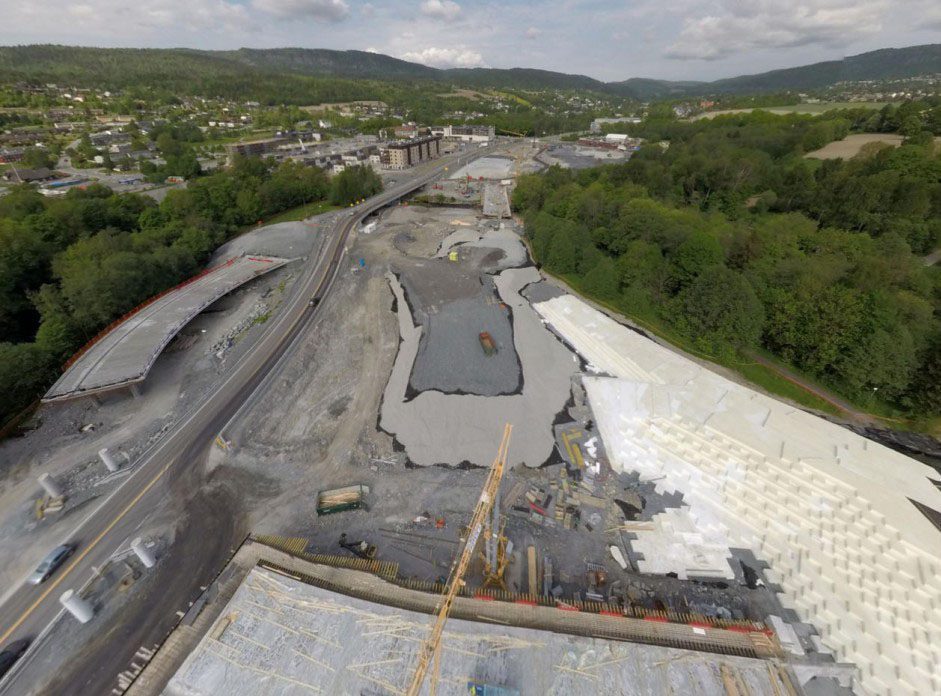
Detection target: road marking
<box><xmin>0</xmin><ymin>456</ymin><xmax>175</xmax><ymax>645</ymax></box>
<box><xmin>0</xmin><ymin>148</ymin><xmax>482</xmax><ymax>648</ymax></box>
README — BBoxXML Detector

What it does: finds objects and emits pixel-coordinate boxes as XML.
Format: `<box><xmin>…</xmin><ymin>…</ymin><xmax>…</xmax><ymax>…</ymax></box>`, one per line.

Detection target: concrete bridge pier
<box><xmin>99</xmin><ymin>447</ymin><xmax>120</xmax><ymax>473</ymax></box>
<box><xmin>60</xmin><ymin>590</ymin><xmax>94</xmax><ymax>623</ymax></box>
<box><xmin>38</xmin><ymin>473</ymin><xmax>64</xmax><ymax>499</ymax></box>
<box><xmin>132</xmin><ymin>537</ymin><xmax>156</xmax><ymax>568</ymax></box>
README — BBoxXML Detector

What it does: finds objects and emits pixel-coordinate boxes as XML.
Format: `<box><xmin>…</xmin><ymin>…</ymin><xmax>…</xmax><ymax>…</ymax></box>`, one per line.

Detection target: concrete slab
<box><xmin>164</xmin><ymin>565</ymin><xmax>792</xmax><ymax>696</ymax></box>
<box><xmin>448</xmin><ymin>156</ymin><xmax>513</xmax><ymax>180</ymax></box>
<box><xmin>44</xmin><ymin>255</ymin><xmax>291</xmax><ymax>401</ymax></box>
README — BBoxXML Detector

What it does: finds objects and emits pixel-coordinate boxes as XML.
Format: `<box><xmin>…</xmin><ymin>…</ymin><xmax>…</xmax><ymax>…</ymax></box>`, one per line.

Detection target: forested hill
<box><xmin>707</xmin><ymin>44</ymin><xmax>941</xmax><ymax>94</ymax></box>
<box><xmin>0</xmin><ymin>45</ymin><xmax>613</xmax><ymax>97</ymax></box>
<box><xmin>1</xmin><ymin>43</ymin><xmax>940</xmax><ymax>99</ymax></box>
<box><xmin>220</xmin><ymin>48</ymin><xmax>441</xmax><ymax>81</ymax></box>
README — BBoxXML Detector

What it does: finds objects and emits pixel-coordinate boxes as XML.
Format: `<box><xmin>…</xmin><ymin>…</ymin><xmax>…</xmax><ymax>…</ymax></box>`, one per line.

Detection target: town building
<box><xmin>0</xmin><ymin>148</ymin><xmax>25</xmax><ymax>163</ymax></box>
<box><xmin>379</xmin><ymin>124</ymin><xmax>429</xmax><ymax>140</ymax></box>
<box><xmin>431</xmin><ymin>124</ymin><xmax>495</xmax><ymax>143</ymax></box>
<box><xmin>1</xmin><ymin>167</ymin><xmax>59</xmax><ymax>183</ymax></box>
<box><xmin>379</xmin><ymin>134</ymin><xmax>442</xmax><ymax>169</ymax></box>
<box><xmin>224</xmin><ymin>137</ymin><xmax>289</xmax><ymax>164</ymax></box>
<box><xmin>303</xmin><ymin>144</ymin><xmax>379</xmax><ymax>173</ymax></box>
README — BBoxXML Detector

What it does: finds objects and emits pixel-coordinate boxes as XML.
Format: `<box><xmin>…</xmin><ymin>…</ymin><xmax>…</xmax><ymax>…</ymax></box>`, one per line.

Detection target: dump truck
<box><xmin>316</xmin><ymin>484</ymin><xmax>370</xmax><ymax>516</ymax></box>
<box><xmin>479</xmin><ymin>331</ymin><xmax>496</xmax><ymax>356</ymax></box>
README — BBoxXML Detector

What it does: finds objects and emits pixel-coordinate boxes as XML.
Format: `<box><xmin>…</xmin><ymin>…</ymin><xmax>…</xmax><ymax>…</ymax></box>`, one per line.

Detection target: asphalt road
<box><xmin>0</xmin><ymin>146</ymin><xmax>484</xmax><ymax>695</ymax></box>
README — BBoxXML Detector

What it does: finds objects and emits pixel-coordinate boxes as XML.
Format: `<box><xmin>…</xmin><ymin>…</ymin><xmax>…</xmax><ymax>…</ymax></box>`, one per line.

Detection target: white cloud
<box><xmin>525</xmin><ymin>26</ymin><xmax>542</xmax><ymax>39</ymax></box>
<box><xmin>401</xmin><ymin>46</ymin><xmax>485</xmax><ymax>68</ymax></box>
<box><xmin>665</xmin><ymin>0</ymin><xmax>889</xmax><ymax>60</ymax></box>
<box><xmin>252</xmin><ymin>0</ymin><xmax>349</xmax><ymax>22</ymax></box>
<box><xmin>5</xmin><ymin>0</ymin><xmax>252</xmax><ymax>34</ymax></box>
<box><xmin>419</xmin><ymin>0</ymin><xmax>461</xmax><ymax>22</ymax></box>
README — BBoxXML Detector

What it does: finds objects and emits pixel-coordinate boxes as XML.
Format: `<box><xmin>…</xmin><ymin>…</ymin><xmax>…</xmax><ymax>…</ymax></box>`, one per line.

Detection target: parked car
<box><xmin>27</xmin><ymin>544</ymin><xmax>75</xmax><ymax>585</ymax></box>
<box><xmin>0</xmin><ymin>638</ymin><xmax>29</xmax><ymax>679</ymax></box>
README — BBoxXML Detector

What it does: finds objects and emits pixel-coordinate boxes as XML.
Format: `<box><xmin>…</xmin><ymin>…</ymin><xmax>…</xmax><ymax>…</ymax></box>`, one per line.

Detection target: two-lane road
<box><xmin>0</xmin><ymin>146</ymin><xmax>486</xmax><ymax>694</ymax></box>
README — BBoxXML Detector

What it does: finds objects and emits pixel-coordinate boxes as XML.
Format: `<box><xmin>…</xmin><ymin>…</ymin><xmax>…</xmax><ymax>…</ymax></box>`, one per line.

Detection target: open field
<box><xmin>436</xmin><ymin>88</ymin><xmax>491</xmax><ymax>100</ymax></box>
<box><xmin>694</xmin><ymin>102</ymin><xmax>896</xmax><ymax>119</ymax></box>
<box><xmin>804</xmin><ymin>132</ymin><xmax>941</xmax><ymax>159</ymax></box>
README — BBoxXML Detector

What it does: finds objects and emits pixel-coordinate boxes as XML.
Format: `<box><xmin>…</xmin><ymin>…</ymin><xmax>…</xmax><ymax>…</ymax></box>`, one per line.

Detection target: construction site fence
<box><xmin>61</xmin><ymin>257</ymin><xmax>240</xmax><ymax>372</ymax></box>
<box><xmin>250</xmin><ymin>534</ymin><xmax>776</xmax><ymax>656</ymax></box>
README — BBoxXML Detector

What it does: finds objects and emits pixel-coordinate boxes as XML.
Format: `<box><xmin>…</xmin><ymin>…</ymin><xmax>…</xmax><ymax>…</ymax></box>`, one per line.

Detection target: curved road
<box><xmin>0</xmin><ymin>147</ymin><xmax>485</xmax><ymax>694</ymax></box>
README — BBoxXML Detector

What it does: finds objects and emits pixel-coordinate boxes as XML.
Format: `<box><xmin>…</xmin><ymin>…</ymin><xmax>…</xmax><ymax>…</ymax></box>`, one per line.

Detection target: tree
<box><xmin>21</xmin><ymin>146</ymin><xmax>54</xmax><ymax>170</ymax></box>
<box><xmin>0</xmin><ymin>219</ymin><xmax>49</xmax><ymax>340</ymax></box>
<box><xmin>670</xmin><ymin>231</ymin><xmax>724</xmax><ymax>288</ymax></box>
<box><xmin>329</xmin><ymin>165</ymin><xmax>382</xmax><ymax>205</ymax></box>
<box><xmin>546</xmin><ymin>224</ymin><xmax>579</xmax><ymax>274</ymax></box>
<box><xmin>0</xmin><ymin>342</ymin><xmax>58</xmax><ymax>425</ymax></box>
<box><xmin>673</xmin><ymin>266</ymin><xmax>765</xmax><ymax>353</ymax></box>
<box><xmin>616</xmin><ymin>240</ymin><xmax>668</xmax><ymax>302</ymax></box>
<box><xmin>581</xmin><ymin>256</ymin><xmax>619</xmax><ymax>300</ymax></box>
<box><xmin>904</xmin><ymin>338</ymin><xmax>941</xmax><ymax>416</ymax></box>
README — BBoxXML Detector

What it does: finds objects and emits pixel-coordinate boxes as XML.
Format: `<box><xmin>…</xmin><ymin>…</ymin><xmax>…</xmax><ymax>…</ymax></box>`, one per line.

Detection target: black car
<box><xmin>0</xmin><ymin>638</ymin><xmax>30</xmax><ymax>679</ymax></box>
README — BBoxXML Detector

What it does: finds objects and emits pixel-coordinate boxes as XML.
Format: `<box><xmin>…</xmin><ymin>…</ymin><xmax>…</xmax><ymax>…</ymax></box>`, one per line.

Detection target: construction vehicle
<box><xmin>338</xmin><ymin>533</ymin><xmax>377</xmax><ymax>560</ymax></box>
<box><xmin>479</xmin><ymin>332</ymin><xmax>496</xmax><ymax>356</ymax></box>
<box><xmin>406</xmin><ymin>424</ymin><xmax>513</xmax><ymax>696</ymax></box>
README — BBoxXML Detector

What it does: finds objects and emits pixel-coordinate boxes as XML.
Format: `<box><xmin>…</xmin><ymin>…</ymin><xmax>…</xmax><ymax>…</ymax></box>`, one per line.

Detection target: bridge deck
<box><xmin>44</xmin><ymin>254</ymin><xmax>291</xmax><ymax>402</ymax></box>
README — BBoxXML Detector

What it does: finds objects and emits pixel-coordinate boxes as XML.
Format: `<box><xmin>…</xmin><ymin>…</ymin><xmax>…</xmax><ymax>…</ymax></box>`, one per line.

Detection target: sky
<box><xmin>2</xmin><ymin>0</ymin><xmax>940</xmax><ymax>81</ymax></box>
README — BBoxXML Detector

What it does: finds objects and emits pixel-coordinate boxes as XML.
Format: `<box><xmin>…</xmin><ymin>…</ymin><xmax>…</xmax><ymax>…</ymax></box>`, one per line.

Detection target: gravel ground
<box><xmin>408</xmin><ymin>287</ymin><xmax>521</xmax><ymax>397</ymax></box>
<box><xmin>449</xmin><ymin>156</ymin><xmax>514</xmax><ymax>180</ymax></box>
<box><xmin>538</xmin><ymin>144</ymin><xmax>631</xmax><ymax>169</ymax></box>
<box><xmin>521</xmin><ymin>279</ymin><xmax>567</xmax><ymax>304</ymax></box>
<box><xmin>0</xmin><ymin>217</ymin><xmax>328</xmax><ymax>599</ymax></box>
<box><xmin>381</xmin><ymin>265</ymin><xmax>578</xmax><ymax>468</ymax></box>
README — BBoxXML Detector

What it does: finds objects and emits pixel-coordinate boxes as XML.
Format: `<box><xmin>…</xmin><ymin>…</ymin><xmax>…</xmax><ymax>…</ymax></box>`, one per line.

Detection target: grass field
<box><xmin>260</xmin><ymin>199</ymin><xmax>340</xmax><ymax>225</ymax></box>
<box><xmin>695</xmin><ymin>102</ymin><xmax>896</xmax><ymax>120</ymax></box>
<box><xmin>806</xmin><ymin>132</ymin><xmax>941</xmax><ymax>159</ymax></box>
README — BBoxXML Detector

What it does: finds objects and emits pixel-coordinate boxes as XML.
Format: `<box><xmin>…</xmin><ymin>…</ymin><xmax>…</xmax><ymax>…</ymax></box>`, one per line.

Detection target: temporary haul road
<box><xmin>0</xmin><ymin>147</ymin><xmax>484</xmax><ymax>695</ymax></box>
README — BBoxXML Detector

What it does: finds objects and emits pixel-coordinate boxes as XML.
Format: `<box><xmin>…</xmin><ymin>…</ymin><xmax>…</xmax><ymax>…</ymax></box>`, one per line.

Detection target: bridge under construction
<box><xmin>43</xmin><ymin>254</ymin><xmax>290</xmax><ymax>403</ymax></box>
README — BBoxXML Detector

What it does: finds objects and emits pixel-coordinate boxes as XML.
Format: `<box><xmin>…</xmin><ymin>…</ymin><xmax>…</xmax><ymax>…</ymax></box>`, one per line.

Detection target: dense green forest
<box><xmin>515</xmin><ymin>109</ymin><xmax>941</xmax><ymax>418</ymax></box>
<box><xmin>0</xmin><ymin>158</ymin><xmax>379</xmax><ymax>425</ymax></box>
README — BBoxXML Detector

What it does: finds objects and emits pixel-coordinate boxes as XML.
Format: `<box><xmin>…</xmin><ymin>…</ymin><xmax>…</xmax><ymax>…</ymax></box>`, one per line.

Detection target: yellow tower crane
<box><xmin>405</xmin><ymin>423</ymin><xmax>513</xmax><ymax>696</ymax></box>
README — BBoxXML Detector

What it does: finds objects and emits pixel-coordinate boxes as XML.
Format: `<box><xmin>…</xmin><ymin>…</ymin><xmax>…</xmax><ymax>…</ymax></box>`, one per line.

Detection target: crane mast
<box><xmin>405</xmin><ymin>423</ymin><xmax>512</xmax><ymax>696</ymax></box>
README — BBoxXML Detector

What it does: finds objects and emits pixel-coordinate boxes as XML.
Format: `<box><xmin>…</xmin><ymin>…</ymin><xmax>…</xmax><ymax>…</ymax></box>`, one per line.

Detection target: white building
<box><xmin>430</xmin><ymin>124</ymin><xmax>495</xmax><ymax>143</ymax></box>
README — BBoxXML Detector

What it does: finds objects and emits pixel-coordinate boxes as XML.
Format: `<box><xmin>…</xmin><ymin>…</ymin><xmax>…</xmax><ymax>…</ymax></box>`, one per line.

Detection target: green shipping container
<box><xmin>316</xmin><ymin>484</ymin><xmax>370</xmax><ymax>516</ymax></box>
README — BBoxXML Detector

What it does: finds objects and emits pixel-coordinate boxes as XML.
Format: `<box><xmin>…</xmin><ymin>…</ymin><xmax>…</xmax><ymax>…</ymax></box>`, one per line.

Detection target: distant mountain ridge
<box><xmin>0</xmin><ymin>43</ymin><xmax>939</xmax><ymax>99</ymax></box>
